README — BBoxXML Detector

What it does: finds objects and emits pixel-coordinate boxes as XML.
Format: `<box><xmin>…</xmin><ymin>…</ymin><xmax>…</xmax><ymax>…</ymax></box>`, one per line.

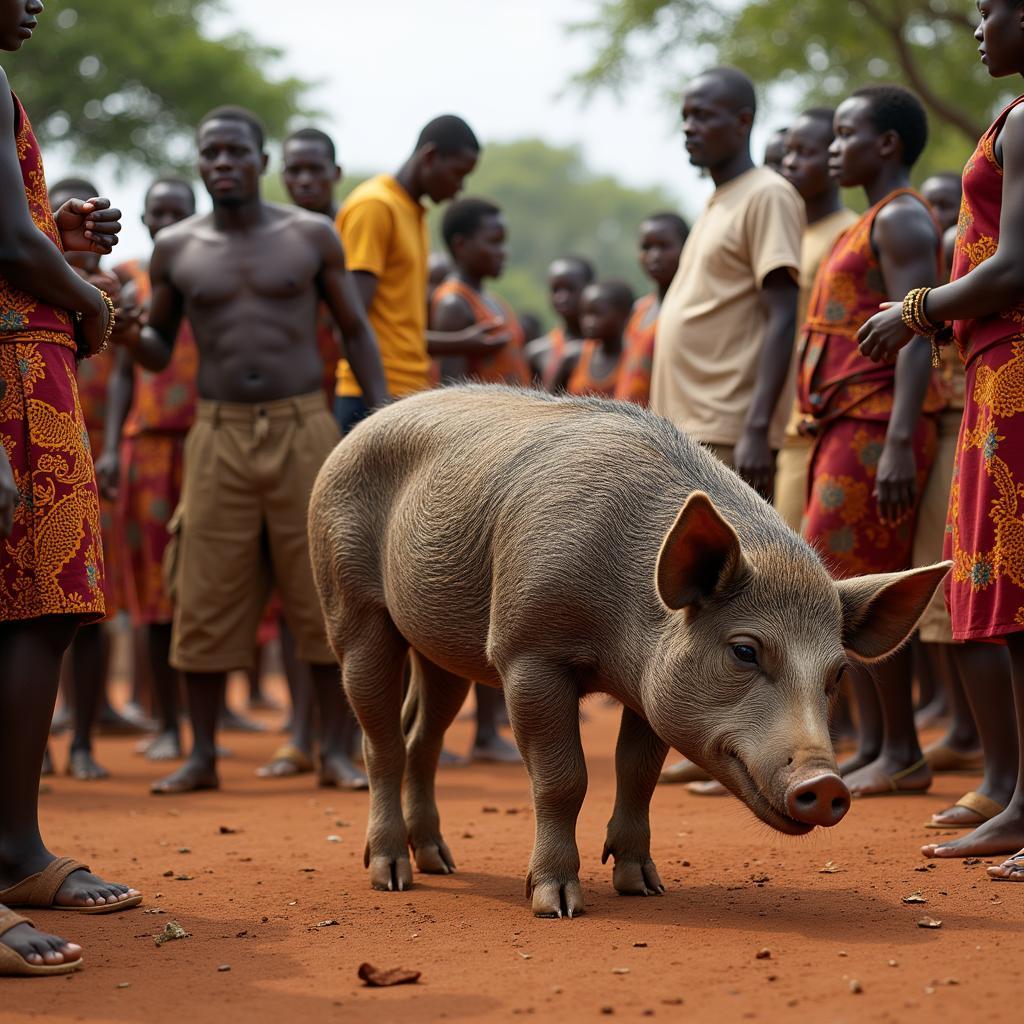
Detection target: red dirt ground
<box><xmin>4</xmin><ymin>686</ymin><xmax>1021</xmax><ymax>1023</ymax></box>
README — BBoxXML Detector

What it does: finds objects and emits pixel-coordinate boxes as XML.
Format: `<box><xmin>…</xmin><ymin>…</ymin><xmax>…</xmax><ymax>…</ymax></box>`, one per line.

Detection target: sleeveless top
<box><xmin>798</xmin><ymin>188</ymin><xmax>945</xmax><ymax>423</ymax></box>
<box><xmin>430</xmin><ymin>277</ymin><xmax>529</xmax><ymax>385</ymax></box>
<box><xmin>116</xmin><ymin>259</ymin><xmax>199</xmax><ymax>436</ymax></box>
<box><xmin>951</xmin><ymin>94</ymin><xmax>1024</xmax><ymax>365</ymax></box>
<box><xmin>0</xmin><ymin>93</ymin><xmax>73</xmax><ymax>348</ymax></box>
<box><xmin>566</xmin><ymin>339</ymin><xmax>621</xmax><ymax>398</ymax></box>
<box><xmin>613</xmin><ymin>293</ymin><xmax>658</xmax><ymax>406</ymax></box>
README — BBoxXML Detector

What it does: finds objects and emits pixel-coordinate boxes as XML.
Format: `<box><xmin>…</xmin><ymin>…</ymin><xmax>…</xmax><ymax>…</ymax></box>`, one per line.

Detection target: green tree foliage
<box><xmin>267</xmin><ymin>139</ymin><xmax>680</xmax><ymax>329</ymax></box>
<box><xmin>572</xmin><ymin>0</ymin><xmax>1014</xmax><ymax>179</ymax></box>
<box><xmin>5</xmin><ymin>0</ymin><xmax>311</xmax><ymax>172</ymax></box>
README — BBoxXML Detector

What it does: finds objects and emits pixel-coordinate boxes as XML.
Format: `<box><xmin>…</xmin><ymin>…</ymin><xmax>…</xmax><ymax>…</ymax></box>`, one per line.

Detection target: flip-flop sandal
<box><xmin>923</xmin><ymin>742</ymin><xmax>984</xmax><ymax>773</ymax></box>
<box><xmin>924</xmin><ymin>790</ymin><xmax>1005</xmax><ymax>829</ymax></box>
<box><xmin>0</xmin><ymin>857</ymin><xmax>143</xmax><ymax>915</ymax></box>
<box><xmin>988</xmin><ymin>852</ymin><xmax>1024</xmax><ymax>882</ymax></box>
<box><xmin>0</xmin><ymin>909</ymin><xmax>82</xmax><ymax>977</ymax></box>
<box><xmin>256</xmin><ymin>744</ymin><xmax>314</xmax><ymax>778</ymax></box>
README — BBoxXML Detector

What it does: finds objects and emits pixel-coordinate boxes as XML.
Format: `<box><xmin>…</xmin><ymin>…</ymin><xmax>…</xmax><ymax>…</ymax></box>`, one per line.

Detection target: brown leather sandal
<box><xmin>0</xmin><ymin>908</ymin><xmax>82</xmax><ymax>976</ymax></box>
<box><xmin>0</xmin><ymin>857</ymin><xmax>142</xmax><ymax>914</ymax></box>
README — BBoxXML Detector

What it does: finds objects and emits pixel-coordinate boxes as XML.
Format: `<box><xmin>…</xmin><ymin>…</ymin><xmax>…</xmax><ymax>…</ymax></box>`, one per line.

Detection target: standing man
<box><xmin>651</xmin><ymin>66</ymin><xmax>803</xmax><ymax>500</ymax></box>
<box><xmin>119</xmin><ymin>106</ymin><xmax>389</xmax><ymax>795</ymax></box>
<box><xmin>334</xmin><ymin>114</ymin><xmax>492</xmax><ymax>433</ymax></box>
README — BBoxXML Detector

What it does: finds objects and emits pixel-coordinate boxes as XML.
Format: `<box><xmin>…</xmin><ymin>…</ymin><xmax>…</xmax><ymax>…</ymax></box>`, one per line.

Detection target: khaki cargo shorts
<box><xmin>167</xmin><ymin>391</ymin><xmax>339</xmax><ymax>672</ymax></box>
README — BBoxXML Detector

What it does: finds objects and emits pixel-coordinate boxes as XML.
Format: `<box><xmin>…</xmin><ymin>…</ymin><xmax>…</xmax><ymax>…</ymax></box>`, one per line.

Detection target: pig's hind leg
<box><xmin>340</xmin><ymin>612</ymin><xmax>413</xmax><ymax>892</ymax></box>
<box><xmin>602</xmin><ymin>706</ymin><xmax>669</xmax><ymax>897</ymax></box>
<box><xmin>503</xmin><ymin>661</ymin><xmax>588</xmax><ymax>918</ymax></box>
<box><xmin>403</xmin><ymin>651</ymin><xmax>472</xmax><ymax>875</ymax></box>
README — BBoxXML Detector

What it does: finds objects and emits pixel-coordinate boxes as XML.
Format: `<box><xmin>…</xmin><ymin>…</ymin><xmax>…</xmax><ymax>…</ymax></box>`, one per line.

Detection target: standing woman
<box><xmin>0</xmin><ymin>0</ymin><xmax>140</xmax><ymax>975</ymax></box>
<box><xmin>859</xmin><ymin>0</ymin><xmax>1024</xmax><ymax>879</ymax></box>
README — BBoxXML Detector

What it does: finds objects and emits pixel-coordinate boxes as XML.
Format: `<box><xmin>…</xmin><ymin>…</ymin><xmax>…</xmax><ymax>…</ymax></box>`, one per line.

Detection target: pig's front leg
<box><xmin>602</xmin><ymin>706</ymin><xmax>669</xmax><ymax>897</ymax></box>
<box><xmin>504</xmin><ymin>660</ymin><xmax>588</xmax><ymax>918</ymax></box>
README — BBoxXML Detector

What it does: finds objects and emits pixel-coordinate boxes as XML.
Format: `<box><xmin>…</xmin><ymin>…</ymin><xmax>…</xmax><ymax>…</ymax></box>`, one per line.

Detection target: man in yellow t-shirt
<box><xmin>335</xmin><ymin>114</ymin><xmax>497</xmax><ymax>432</ymax></box>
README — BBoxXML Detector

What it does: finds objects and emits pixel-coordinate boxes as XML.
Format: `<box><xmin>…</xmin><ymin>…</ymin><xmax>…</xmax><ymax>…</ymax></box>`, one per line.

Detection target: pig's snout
<box><xmin>785</xmin><ymin>773</ymin><xmax>851</xmax><ymax>828</ymax></box>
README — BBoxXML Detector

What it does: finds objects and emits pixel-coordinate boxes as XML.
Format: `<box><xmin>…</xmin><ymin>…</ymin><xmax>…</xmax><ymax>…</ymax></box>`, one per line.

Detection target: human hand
<box><xmin>734</xmin><ymin>427</ymin><xmax>776</xmax><ymax>501</ymax></box>
<box><xmin>858</xmin><ymin>302</ymin><xmax>914</xmax><ymax>363</ymax></box>
<box><xmin>0</xmin><ymin>441</ymin><xmax>18</xmax><ymax>539</ymax></box>
<box><xmin>875</xmin><ymin>437</ymin><xmax>916</xmax><ymax>526</ymax></box>
<box><xmin>94</xmin><ymin>449</ymin><xmax>120</xmax><ymax>503</ymax></box>
<box><xmin>55</xmin><ymin>197</ymin><xmax>122</xmax><ymax>255</ymax></box>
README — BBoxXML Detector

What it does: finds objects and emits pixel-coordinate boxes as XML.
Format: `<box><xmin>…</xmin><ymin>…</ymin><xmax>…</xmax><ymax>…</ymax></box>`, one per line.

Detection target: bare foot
<box><xmin>438</xmin><ymin>748</ymin><xmax>464</xmax><ymax>766</ymax></box>
<box><xmin>470</xmin><ymin>735</ymin><xmax>522</xmax><ymax>764</ymax></box>
<box><xmin>319</xmin><ymin>752</ymin><xmax>368</xmax><ymax>790</ymax></box>
<box><xmin>219</xmin><ymin>707</ymin><xmax>266</xmax><ymax>733</ymax></box>
<box><xmin>136</xmin><ymin>731</ymin><xmax>182</xmax><ymax>762</ymax></box>
<box><xmin>67</xmin><ymin>749</ymin><xmax>109</xmax><ymax>781</ymax></box>
<box><xmin>256</xmin><ymin>744</ymin><xmax>313</xmax><ymax>779</ymax></box>
<box><xmin>1</xmin><ymin>920</ymin><xmax>81</xmax><ymax>968</ymax></box>
<box><xmin>0</xmin><ymin>858</ymin><xmax>140</xmax><ymax>911</ymax></box>
<box><xmin>987</xmin><ymin>849</ymin><xmax>1024</xmax><ymax>880</ymax></box>
<box><xmin>927</xmin><ymin>789</ymin><xmax>1006</xmax><ymax>830</ymax></box>
<box><xmin>922</xmin><ymin>808</ymin><xmax>1024</xmax><ymax>858</ymax></box>
<box><xmin>96</xmin><ymin>704</ymin><xmax>149</xmax><ymax>736</ymax></box>
<box><xmin>151</xmin><ymin>756</ymin><xmax>219</xmax><ymax>795</ymax></box>
<box><xmin>49</xmin><ymin>706</ymin><xmax>71</xmax><ymax>736</ymax></box>
<box><xmin>120</xmin><ymin>701</ymin><xmax>158</xmax><ymax>733</ymax></box>
<box><xmin>659</xmin><ymin>758</ymin><xmax>709</xmax><ymax>785</ymax></box>
<box><xmin>846</xmin><ymin>754</ymin><xmax>931</xmax><ymax>797</ymax></box>
<box><xmin>923</xmin><ymin>740</ymin><xmax>983</xmax><ymax>773</ymax></box>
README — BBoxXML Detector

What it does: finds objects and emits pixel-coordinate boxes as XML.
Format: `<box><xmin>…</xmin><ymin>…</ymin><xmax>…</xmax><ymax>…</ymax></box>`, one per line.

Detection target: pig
<box><xmin>308</xmin><ymin>386</ymin><xmax>949</xmax><ymax>919</ymax></box>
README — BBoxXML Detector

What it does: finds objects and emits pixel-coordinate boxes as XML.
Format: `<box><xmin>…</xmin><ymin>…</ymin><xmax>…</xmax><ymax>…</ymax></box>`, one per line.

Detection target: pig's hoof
<box><xmin>368</xmin><ymin>854</ymin><xmax>414</xmax><ymax>892</ymax></box>
<box><xmin>529</xmin><ymin>877</ymin><xmax>585</xmax><ymax>919</ymax></box>
<box><xmin>612</xmin><ymin>858</ymin><xmax>666</xmax><ymax>897</ymax></box>
<box><xmin>412</xmin><ymin>839</ymin><xmax>456</xmax><ymax>875</ymax></box>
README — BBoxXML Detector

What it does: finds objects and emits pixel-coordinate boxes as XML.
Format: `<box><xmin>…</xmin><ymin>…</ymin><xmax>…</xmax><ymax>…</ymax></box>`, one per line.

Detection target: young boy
<box><xmin>567</xmin><ymin>280</ymin><xmax>636</xmax><ymax>397</ymax></box>
<box><xmin>857</xmin><ymin>0</ymin><xmax>1024</xmax><ymax>876</ymax></box>
<box><xmin>431</xmin><ymin>196</ymin><xmax>529</xmax><ymax>387</ymax></box>
<box><xmin>614</xmin><ymin>213</ymin><xmax>688</xmax><ymax>407</ymax></box>
<box><xmin>799</xmin><ymin>86</ymin><xmax>945</xmax><ymax>798</ymax></box>
<box><xmin>525</xmin><ymin>256</ymin><xmax>595</xmax><ymax>391</ymax></box>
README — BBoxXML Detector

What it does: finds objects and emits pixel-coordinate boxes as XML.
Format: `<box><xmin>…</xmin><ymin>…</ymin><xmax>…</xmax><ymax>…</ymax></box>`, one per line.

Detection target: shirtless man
<box><xmin>119</xmin><ymin>106</ymin><xmax>389</xmax><ymax>794</ymax></box>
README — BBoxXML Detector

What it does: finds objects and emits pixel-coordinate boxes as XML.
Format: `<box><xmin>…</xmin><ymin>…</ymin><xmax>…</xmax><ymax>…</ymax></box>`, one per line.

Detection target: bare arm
<box><xmin>733</xmin><ymin>267</ymin><xmax>798</xmax><ymax>499</ymax></box>
<box><xmin>94</xmin><ymin>344</ymin><xmax>135</xmax><ymax>501</ymax></box>
<box><xmin>124</xmin><ymin>233</ymin><xmax>183</xmax><ymax>373</ymax></box>
<box><xmin>0</xmin><ymin>69</ymin><xmax>105</xmax><ymax>323</ymax></box>
<box><xmin>872</xmin><ymin>200</ymin><xmax>940</xmax><ymax>525</ymax></box>
<box><xmin>315</xmin><ymin>224</ymin><xmax>390</xmax><ymax>409</ymax></box>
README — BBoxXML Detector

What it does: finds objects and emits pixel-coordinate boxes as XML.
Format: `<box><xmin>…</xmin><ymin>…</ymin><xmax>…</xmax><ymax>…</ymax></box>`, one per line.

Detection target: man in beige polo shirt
<box><xmin>651</xmin><ymin>66</ymin><xmax>803</xmax><ymax>500</ymax></box>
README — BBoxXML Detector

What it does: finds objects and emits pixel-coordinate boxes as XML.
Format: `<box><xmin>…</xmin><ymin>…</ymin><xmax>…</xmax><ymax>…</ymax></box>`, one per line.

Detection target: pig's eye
<box><xmin>731</xmin><ymin>644</ymin><xmax>758</xmax><ymax>665</ymax></box>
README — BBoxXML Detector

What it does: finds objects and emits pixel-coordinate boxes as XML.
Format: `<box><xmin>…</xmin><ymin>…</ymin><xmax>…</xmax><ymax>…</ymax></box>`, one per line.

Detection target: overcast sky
<box><xmin>71</xmin><ymin>0</ymin><xmax>786</xmax><ymax>259</ymax></box>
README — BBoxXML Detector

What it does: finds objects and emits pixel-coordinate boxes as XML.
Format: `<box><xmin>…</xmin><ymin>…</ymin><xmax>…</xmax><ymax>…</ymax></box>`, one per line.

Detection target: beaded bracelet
<box><xmin>75</xmin><ymin>289</ymin><xmax>117</xmax><ymax>359</ymax></box>
<box><xmin>900</xmin><ymin>287</ymin><xmax>943</xmax><ymax>369</ymax></box>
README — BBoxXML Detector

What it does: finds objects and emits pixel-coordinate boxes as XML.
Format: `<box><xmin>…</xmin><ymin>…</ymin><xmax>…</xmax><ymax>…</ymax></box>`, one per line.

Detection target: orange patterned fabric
<box><xmin>613</xmin><ymin>293</ymin><xmax>658</xmax><ymax>406</ymax></box>
<box><xmin>566</xmin><ymin>340</ymin><xmax>622</xmax><ymax>398</ymax></box>
<box><xmin>430</xmin><ymin>278</ymin><xmax>529</xmax><ymax>385</ymax></box>
<box><xmin>0</xmin><ymin>93</ymin><xmax>104</xmax><ymax>622</ymax></box>
<box><xmin>798</xmin><ymin>188</ymin><xmax>946</xmax><ymax>424</ymax></box>
<box><xmin>944</xmin><ymin>95</ymin><xmax>1024</xmax><ymax>640</ymax></box>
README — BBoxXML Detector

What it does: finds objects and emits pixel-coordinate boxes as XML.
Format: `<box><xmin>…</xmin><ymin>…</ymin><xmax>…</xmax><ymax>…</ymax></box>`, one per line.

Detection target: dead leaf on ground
<box><xmin>820</xmin><ymin>861</ymin><xmax>841</xmax><ymax>874</ymax></box>
<box><xmin>316</xmin><ymin>919</ymin><xmax>339</xmax><ymax>929</ymax></box>
<box><xmin>154</xmin><ymin>921</ymin><xmax>191</xmax><ymax>947</ymax></box>
<box><xmin>218</xmin><ymin>825</ymin><xmax>239</xmax><ymax>835</ymax></box>
<box><xmin>918</xmin><ymin>917</ymin><xmax>943</xmax><ymax>929</ymax></box>
<box><xmin>358</xmin><ymin>962</ymin><xmax>421</xmax><ymax>987</ymax></box>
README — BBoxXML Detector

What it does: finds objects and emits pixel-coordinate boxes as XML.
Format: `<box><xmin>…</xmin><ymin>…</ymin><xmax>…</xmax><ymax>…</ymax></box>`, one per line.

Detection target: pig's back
<box><xmin>310</xmin><ymin>386</ymin><xmax>805</xmax><ymax>680</ymax></box>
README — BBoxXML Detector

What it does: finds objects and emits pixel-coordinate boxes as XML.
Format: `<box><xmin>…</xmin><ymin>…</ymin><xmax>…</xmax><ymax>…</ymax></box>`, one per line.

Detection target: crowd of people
<box><xmin>2</xmin><ymin>0</ymin><xmax>1024</xmax><ymax>979</ymax></box>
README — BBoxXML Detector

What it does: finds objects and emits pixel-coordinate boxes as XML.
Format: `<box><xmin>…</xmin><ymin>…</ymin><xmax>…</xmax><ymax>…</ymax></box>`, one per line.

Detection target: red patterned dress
<box><xmin>430</xmin><ymin>278</ymin><xmax>530</xmax><ymax>385</ymax></box>
<box><xmin>613</xmin><ymin>293</ymin><xmax>658</xmax><ymax>406</ymax></box>
<box><xmin>113</xmin><ymin>261</ymin><xmax>198</xmax><ymax>626</ymax></box>
<box><xmin>798</xmin><ymin>188</ymin><xmax>945</xmax><ymax>578</ymax></box>
<box><xmin>944</xmin><ymin>95</ymin><xmax>1024</xmax><ymax>640</ymax></box>
<box><xmin>0</xmin><ymin>93</ymin><xmax>104</xmax><ymax>621</ymax></box>
<box><xmin>566</xmin><ymin>340</ymin><xmax>622</xmax><ymax>398</ymax></box>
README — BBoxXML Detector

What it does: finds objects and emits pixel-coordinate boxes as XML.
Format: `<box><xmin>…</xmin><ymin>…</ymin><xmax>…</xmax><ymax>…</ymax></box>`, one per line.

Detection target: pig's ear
<box><xmin>656</xmin><ymin>491</ymin><xmax>746</xmax><ymax>611</ymax></box>
<box><xmin>836</xmin><ymin>562</ymin><xmax>951</xmax><ymax>662</ymax></box>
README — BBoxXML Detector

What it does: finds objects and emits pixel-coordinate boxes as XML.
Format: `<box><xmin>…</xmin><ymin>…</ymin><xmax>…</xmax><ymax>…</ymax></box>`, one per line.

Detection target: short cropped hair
<box><xmin>144</xmin><ymin>176</ymin><xmax>197</xmax><ymax>211</ymax></box>
<box><xmin>416</xmin><ymin>115</ymin><xmax>480</xmax><ymax>157</ymax></box>
<box><xmin>697</xmin><ymin>66</ymin><xmax>757</xmax><ymax>118</ymax></box>
<box><xmin>441</xmin><ymin>197</ymin><xmax>502</xmax><ymax>251</ymax></box>
<box><xmin>285</xmin><ymin>127</ymin><xmax>337</xmax><ymax>164</ymax></box>
<box><xmin>593</xmin><ymin>278</ymin><xmax>636</xmax><ymax>315</ymax></box>
<box><xmin>198</xmin><ymin>105</ymin><xmax>265</xmax><ymax>152</ymax></box>
<box><xmin>49</xmin><ymin>177</ymin><xmax>99</xmax><ymax>201</ymax></box>
<box><xmin>851</xmin><ymin>85</ymin><xmax>928</xmax><ymax>167</ymax></box>
<box><xmin>642</xmin><ymin>211</ymin><xmax>690</xmax><ymax>244</ymax></box>
<box><xmin>801</xmin><ymin>106</ymin><xmax>837</xmax><ymax>137</ymax></box>
<box><xmin>551</xmin><ymin>255</ymin><xmax>595</xmax><ymax>284</ymax></box>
